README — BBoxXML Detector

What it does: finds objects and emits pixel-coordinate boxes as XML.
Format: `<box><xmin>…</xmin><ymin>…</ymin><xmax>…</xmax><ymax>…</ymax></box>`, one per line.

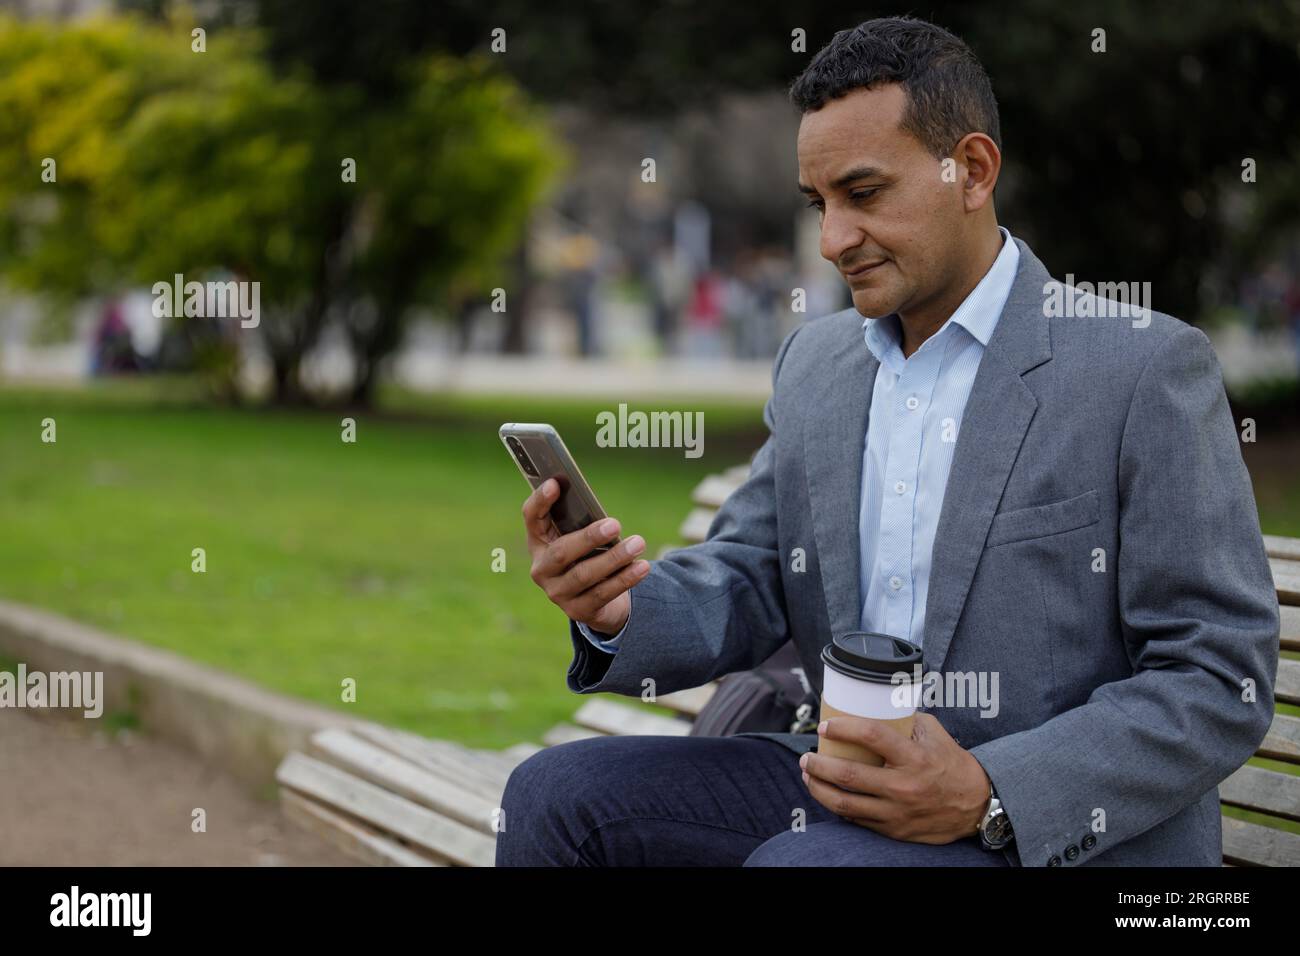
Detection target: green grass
<box><xmin>0</xmin><ymin>382</ymin><xmax>766</xmax><ymax>747</ymax></box>
<box><xmin>3</xmin><ymin>380</ymin><xmax>1299</xmax><ymax>764</ymax></box>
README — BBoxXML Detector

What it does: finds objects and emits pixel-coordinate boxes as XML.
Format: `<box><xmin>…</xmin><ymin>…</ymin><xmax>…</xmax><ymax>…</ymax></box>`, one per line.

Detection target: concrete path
<box><xmin>0</xmin><ymin>709</ymin><xmax>355</xmax><ymax>866</ymax></box>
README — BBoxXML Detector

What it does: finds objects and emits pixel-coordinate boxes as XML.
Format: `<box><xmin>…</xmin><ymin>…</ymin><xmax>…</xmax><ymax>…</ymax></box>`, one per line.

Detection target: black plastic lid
<box><xmin>821</xmin><ymin>632</ymin><xmax>922</xmax><ymax>685</ymax></box>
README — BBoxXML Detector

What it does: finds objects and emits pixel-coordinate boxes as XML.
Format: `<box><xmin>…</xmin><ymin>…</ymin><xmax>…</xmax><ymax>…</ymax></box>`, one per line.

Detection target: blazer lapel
<box><xmin>920</xmin><ymin>239</ymin><xmax>1055</xmax><ymax>674</ymax></box>
<box><xmin>802</xmin><ymin>316</ymin><xmax>878</xmax><ymax>641</ymax></box>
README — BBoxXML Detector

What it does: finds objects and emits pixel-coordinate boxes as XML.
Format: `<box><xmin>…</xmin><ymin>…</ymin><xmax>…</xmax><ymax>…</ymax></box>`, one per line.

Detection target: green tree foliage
<box><xmin>0</xmin><ymin>13</ymin><xmax>563</xmax><ymax>404</ymax></box>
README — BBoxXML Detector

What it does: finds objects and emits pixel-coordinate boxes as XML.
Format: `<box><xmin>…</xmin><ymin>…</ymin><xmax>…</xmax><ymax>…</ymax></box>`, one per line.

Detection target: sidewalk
<box><xmin>390</xmin><ymin>353</ymin><xmax>775</xmax><ymax>399</ymax></box>
<box><xmin>3</xmin><ymin>323</ymin><xmax>1294</xmax><ymax>399</ymax></box>
<box><xmin>0</xmin><ymin>709</ymin><xmax>355</xmax><ymax>866</ymax></box>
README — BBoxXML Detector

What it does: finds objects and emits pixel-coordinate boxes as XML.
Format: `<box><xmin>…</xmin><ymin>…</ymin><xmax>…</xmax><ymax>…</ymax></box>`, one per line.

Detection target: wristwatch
<box><xmin>977</xmin><ymin>781</ymin><xmax>1014</xmax><ymax>850</ymax></box>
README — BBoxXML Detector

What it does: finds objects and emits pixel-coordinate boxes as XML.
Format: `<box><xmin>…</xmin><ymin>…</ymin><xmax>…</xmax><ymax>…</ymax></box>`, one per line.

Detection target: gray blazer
<box><xmin>565</xmin><ymin>237</ymin><xmax>1280</xmax><ymax>867</ymax></box>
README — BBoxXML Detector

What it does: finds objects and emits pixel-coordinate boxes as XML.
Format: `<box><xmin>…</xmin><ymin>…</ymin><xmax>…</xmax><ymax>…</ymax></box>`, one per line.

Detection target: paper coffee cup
<box><xmin>818</xmin><ymin>632</ymin><xmax>922</xmax><ymax>766</ymax></box>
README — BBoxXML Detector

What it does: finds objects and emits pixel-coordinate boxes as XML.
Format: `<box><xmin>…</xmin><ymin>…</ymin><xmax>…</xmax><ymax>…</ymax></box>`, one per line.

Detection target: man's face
<box><xmin>797</xmin><ymin>84</ymin><xmax>963</xmax><ymax>320</ymax></box>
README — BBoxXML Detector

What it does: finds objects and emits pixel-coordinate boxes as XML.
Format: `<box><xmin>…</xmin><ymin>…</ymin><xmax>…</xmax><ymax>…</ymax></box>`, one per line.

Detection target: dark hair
<box><xmin>788</xmin><ymin>16</ymin><xmax>1001</xmax><ymax>158</ymax></box>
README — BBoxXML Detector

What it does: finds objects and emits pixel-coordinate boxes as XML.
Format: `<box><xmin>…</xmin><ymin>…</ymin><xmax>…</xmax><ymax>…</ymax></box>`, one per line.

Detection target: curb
<box><xmin>0</xmin><ymin>599</ymin><xmax>362</xmax><ymax>791</ymax></box>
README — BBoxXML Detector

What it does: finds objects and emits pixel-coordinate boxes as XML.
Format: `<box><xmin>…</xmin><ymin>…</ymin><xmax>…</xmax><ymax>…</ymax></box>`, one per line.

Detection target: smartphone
<box><xmin>500</xmin><ymin>423</ymin><xmax>616</xmax><ymax>552</ymax></box>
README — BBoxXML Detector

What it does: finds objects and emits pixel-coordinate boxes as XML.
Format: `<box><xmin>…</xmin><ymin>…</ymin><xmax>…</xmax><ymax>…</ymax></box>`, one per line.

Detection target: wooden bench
<box><xmin>276</xmin><ymin>465</ymin><xmax>1300</xmax><ymax>866</ymax></box>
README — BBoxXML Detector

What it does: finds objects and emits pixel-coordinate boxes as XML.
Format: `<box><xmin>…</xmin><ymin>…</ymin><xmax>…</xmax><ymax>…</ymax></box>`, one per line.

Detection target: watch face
<box><xmin>986</xmin><ymin>814</ymin><xmax>1013</xmax><ymax>845</ymax></box>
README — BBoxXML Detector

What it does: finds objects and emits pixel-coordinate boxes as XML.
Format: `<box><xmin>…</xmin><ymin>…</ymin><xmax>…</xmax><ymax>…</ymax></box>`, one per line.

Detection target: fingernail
<box><xmin>801</xmin><ymin>771</ymin><xmax>810</xmax><ymax>786</ymax></box>
<box><xmin>599</xmin><ymin>518</ymin><xmax>619</xmax><ymax>536</ymax></box>
<box><xmin>798</xmin><ymin>754</ymin><xmax>808</xmax><ymax>769</ymax></box>
<box><xmin>818</xmin><ymin>721</ymin><xmax>827</xmax><ymax>735</ymax></box>
<box><xmin>545</xmin><ymin>479</ymin><xmax>557</xmax><ymax>494</ymax></box>
<box><xmin>626</xmin><ymin>535</ymin><xmax>645</xmax><ymax>555</ymax></box>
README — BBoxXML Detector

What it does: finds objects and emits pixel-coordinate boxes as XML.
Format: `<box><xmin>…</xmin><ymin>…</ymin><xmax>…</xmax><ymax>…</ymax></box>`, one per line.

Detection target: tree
<box><xmin>0</xmin><ymin>12</ymin><xmax>562</xmax><ymax>404</ymax></box>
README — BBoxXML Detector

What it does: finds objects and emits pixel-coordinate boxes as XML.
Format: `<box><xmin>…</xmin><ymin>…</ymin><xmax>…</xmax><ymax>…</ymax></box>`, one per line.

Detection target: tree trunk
<box><xmin>346</xmin><ymin>293</ymin><xmax>408</xmax><ymax>409</ymax></box>
<box><xmin>499</xmin><ymin>230</ymin><xmax>531</xmax><ymax>355</ymax></box>
<box><xmin>349</xmin><ymin>359</ymin><xmax>379</xmax><ymax>408</ymax></box>
<box><xmin>264</xmin><ymin>201</ymin><xmax>352</xmax><ymax>406</ymax></box>
<box><xmin>270</xmin><ymin>351</ymin><xmax>301</xmax><ymax>405</ymax></box>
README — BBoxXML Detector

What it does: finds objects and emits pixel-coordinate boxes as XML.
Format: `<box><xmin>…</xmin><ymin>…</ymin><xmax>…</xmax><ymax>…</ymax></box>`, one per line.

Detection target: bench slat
<box><xmin>280</xmin><ymin>789</ymin><xmax>442</xmax><ymax>867</ymax></box>
<box><xmin>309</xmin><ymin>729</ymin><xmax>501</xmax><ymax>834</ymax></box>
<box><xmin>1281</xmin><ymin>605</ymin><xmax>1299</xmax><ymax>653</ymax></box>
<box><xmin>419</xmin><ymin>738</ymin><xmax>514</xmax><ymax>786</ymax></box>
<box><xmin>277</xmin><ymin>752</ymin><xmax>497</xmax><ymax>867</ymax></box>
<box><xmin>358</xmin><ymin>726</ymin><xmax>508</xmax><ymax>787</ymax></box>
<box><xmin>692</xmin><ymin>475</ymin><xmax>744</xmax><ymax>508</ymax></box>
<box><xmin>573</xmin><ymin>698</ymin><xmax>692</xmax><ymax>737</ymax></box>
<box><xmin>449</xmin><ymin>745</ymin><xmax>536</xmax><ymax>780</ymax></box>
<box><xmin>1276</xmin><ymin>657</ymin><xmax>1300</xmax><ymax>708</ymax></box>
<box><xmin>1270</xmin><ymin>559</ymin><xmax>1300</xmax><ymax>605</ymax></box>
<box><xmin>350</xmin><ymin>725</ymin><xmax>507</xmax><ymax>801</ymax></box>
<box><xmin>502</xmin><ymin>742</ymin><xmax>544</xmax><ymax>765</ymax></box>
<box><xmin>1218</xmin><ymin>764</ymin><xmax>1300</xmax><ymax>822</ymax></box>
<box><xmin>679</xmin><ymin>507</ymin><xmax>716</xmax><ymax>545</ymax></box>
<box><xmin>1260</xmin><ymin>712</ymin><xmax>1300</xmax><ymax>765</ymax></box>
<box><xmin>542</xmin><ymin>723</ymin><xmax>605</xmax><ymax>746</ymax></box>
<box><xmin>655</xmin><ymin>683</ymin><xmax>718</xmax><ymax>718</ymax></box>
<box><xmin>1271</xmin><ymin>555</ymin><xmax>1300</xmax><ymax>574</ymax></box>
<box><xmin>1264</xmin><ymin>535</ymin><xmax>1300</xmax><ymax>562</ymax></box>
<box><xmin>1220</xmin><ymin>816</ymin><xmax>1300</xmax><ymax>867</ymax></box>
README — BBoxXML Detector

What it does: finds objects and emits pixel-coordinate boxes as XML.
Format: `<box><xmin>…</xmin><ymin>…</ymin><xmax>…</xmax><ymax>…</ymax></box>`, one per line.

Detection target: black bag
<box><xmin>689</xmin><ymin>641</ymin><xmax>821</xmax><ymax>737</ymax></box>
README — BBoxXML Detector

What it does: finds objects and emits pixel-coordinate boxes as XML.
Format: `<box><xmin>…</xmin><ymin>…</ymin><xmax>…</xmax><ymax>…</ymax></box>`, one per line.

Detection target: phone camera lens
<box><xmin>509</xmin><ymin>441</ymin><xmax>538</xmax><ymax>477</ymax></box>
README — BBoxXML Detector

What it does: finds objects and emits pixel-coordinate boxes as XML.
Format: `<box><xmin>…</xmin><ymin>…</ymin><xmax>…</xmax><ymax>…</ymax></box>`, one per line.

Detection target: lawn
<box><xmin>1</xmin><ymin>380</ymin><xmax>1297</xmax><ymax>772</ymax></box>
<box><xmin>0</xmin><ymin>381</ymin><xmax>767</xmax><ymax>747</ymax></box>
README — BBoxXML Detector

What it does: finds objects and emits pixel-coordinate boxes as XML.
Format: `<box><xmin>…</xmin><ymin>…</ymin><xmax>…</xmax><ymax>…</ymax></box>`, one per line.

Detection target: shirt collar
<box><xmin>861</xmin><ymin>225</ymin><xmax>1020</xmax><ymax>366</ymax></box>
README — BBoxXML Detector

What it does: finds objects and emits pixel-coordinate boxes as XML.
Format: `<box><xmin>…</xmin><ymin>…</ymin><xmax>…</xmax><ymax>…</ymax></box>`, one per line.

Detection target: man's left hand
<box><xmin>799</xmin><ymin>713</ymin><xmax>991</xmax><ymax>844</ymax></box>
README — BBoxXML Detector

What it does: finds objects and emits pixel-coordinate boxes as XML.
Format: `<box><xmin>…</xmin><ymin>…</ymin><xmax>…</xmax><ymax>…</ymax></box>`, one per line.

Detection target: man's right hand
<box><xmin>523</xmin><ymin>477</ymin><xmax>649</xmax><ymax>636</ymax></box>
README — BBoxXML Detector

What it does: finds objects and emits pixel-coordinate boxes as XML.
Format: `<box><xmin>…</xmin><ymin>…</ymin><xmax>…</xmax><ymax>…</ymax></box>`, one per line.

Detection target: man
<box><xmin>496</xmin><ymin>16</ymin><xmax>1279</xmax><ymax>867</ymax></box>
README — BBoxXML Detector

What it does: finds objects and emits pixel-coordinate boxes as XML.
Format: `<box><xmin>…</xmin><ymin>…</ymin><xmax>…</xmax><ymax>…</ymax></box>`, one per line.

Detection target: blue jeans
<box><xmin>495</xmin><ymin>733</ymin><xmax>1008</xmax><ymax>866</ymax></box>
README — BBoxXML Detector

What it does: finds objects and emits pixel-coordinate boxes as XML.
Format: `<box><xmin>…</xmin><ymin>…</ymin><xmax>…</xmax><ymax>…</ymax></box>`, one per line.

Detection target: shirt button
<box><xmin>889</xmin><ymin>576</ymin><xmax>902</xmax><ymax>590</ymax></box>
<box><xmin>894</xmin><ymin>480</ymin><xmax>906</xmax><ymax>494</ymax></box>
<box><xmin>905</xmin><ymin>396</ymin><xmax>919</xmax><ymax>410</ymax></box>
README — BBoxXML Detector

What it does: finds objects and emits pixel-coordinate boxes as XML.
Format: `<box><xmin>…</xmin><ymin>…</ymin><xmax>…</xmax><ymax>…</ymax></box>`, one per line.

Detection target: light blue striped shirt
<box><xmin>580</xmin><ymin>226</ymin><xmax>1020</xmax><ymax>654</ymax></box>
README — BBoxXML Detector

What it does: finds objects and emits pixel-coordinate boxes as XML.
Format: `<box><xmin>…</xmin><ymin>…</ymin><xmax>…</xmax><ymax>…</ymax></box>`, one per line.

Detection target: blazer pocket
<box><xmin>985</xmin><ymin>488</ymin><xmax>1100</xmax><ymax>549</ymax></box>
